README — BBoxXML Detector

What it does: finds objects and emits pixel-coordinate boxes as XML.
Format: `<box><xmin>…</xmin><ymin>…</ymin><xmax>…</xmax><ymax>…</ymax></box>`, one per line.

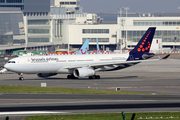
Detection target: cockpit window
<box><xmin>8</xmin><ymin>61</ymin><xmax>15</xmax><ymax>63</ymax></box>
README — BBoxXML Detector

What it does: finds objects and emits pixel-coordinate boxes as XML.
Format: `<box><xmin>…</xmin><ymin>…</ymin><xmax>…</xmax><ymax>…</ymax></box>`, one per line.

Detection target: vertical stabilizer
<box><xmin>127</xmin><ymin>27</ymin><xmax>156</xmax><ymax>61</ymax></box>
<box><xmin>96</xmin><ymin>38</ymin><xmax>100</xmax><ymax>54</ymax></box>
<box><xmin>77</xmin><ymin>39</ymin><xmax>90</xmax><ymax>55</ymax></box>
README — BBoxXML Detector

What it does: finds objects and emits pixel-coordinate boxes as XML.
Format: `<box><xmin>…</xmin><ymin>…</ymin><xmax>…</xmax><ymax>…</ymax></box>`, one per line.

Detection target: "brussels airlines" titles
<box><xmin>30</xmin><ymin>57</ymin><xmax>59</xmax><ymax>63</ymax></box>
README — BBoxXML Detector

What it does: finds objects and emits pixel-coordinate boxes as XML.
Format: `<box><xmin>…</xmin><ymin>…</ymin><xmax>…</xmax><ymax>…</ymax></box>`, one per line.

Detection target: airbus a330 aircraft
<box><xmin>4</xmin><ymin>27</ymin><xmax>168</xmax><ymax>80</ymax></box>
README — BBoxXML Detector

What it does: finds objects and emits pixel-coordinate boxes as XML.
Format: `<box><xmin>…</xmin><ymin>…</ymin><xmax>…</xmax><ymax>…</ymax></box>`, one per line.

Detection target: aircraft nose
<box><xmin>4</xmin><ymin>63</ymin><xmax>9</xmax><ymax>70</ymax></box>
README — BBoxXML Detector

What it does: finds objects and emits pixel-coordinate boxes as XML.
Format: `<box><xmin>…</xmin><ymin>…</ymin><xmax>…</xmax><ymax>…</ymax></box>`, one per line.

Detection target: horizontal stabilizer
<box><xmin>162</xmin><ymin>54</ymin><xmax>170</xmax><ymax>59</ymax></box>
<box><xmin>142</xmin><ymin>53</ymin><xmax>155</xmax><ymax>60</ymax></box>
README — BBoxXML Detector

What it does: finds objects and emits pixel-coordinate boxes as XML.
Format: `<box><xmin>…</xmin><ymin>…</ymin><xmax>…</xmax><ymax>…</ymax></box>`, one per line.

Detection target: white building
<box><xmin>55</xmin><ymin>14</ymin><xmax>180</xmax><ymax>51</ymax></box>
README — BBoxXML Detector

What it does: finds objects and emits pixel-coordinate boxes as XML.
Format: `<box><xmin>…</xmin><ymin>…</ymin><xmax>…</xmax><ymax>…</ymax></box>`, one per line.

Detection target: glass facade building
<box><xmin>134</xmin><ymin>21</ymin><xmax>180</xmax><ymax>26</ymax></box>
<box><xmin>24</xmin><ymin>0</ymin><xmax>50</xmax><ymax>12</ymax></box>
<box><xmin>122</xmin><ymin>30</ymin><xmax>180</xmax><ymax>43</ymax></box>
<box><xmin>83</xmin><ymin>38</ymin><xmax>109</xmax><ymax>43</ymax></box>
<box><xmin>0</xmin><ymin>0</ymin><xmax>50</xmax><ymax>12</ymax></box>
<box><xmin>60</xmin><ymin>1</ymin><xmax>79</xmax><ymax>5</ymax></box>
<box><xmin>0</xmin><ymin>5</ymin><xmax>24</xmax><ymax>10</ymax></box>
<box><xmin>0</xmin><ymin>0</ymin><xmax>24</xmax><ymax>3</ymax></box>
<box><xmin>0</xmin><ymin>8</ymin><xmax>25</xmax><ymax>47</ymax></box>
<box><xmin>0</xmin><ymin>0</ymin><xmax>51</xmax><ymax>51</ymax></box>
<box><xmin>27</xmin><ymin>19</ymin><xmax>51</xmax><ymax>43</ymax></box>
<box><xmin>0</xmin><ymin>0</ymin><xmax>24</xmax><ymax>10</ymax></box>
<box><xmin>55</xmin><ymin>19</ymin><xmax>63</xmax><ymax>37</ymax></box>
<box><xmin>82</xmin><ymin>29</ymin><xmax>109</xmax><ymax>34</ymax></box>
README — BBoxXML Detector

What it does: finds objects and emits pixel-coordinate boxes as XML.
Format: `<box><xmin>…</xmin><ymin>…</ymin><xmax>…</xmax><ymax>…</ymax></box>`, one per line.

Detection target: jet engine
<box><xmin>73</xmin><ymin>68</ymin><xmax>95</xmax><ymax>78</ymax></box>
<box><xmin>37</xmin><ymin>73</ymin><xmax>57</xmax><ymax>78</ymax></box>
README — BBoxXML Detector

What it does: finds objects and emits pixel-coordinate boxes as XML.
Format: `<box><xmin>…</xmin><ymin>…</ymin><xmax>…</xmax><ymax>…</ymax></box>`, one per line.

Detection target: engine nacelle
<box><xmin>73</xmin><ymin>68</ymin><xmax>95</xmax><ymax>78</ymax></box>
<box><xmin>37</xmin><ymin>73</ymin><xmax>57</xmax><ymax>78</ymax></box>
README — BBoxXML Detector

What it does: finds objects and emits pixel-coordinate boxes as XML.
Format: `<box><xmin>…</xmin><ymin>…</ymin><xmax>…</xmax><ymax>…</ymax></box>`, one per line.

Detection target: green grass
<box><xmin>25</xmin><ymin>112</ymin><xmax>180</xmax><ymax>120</ymax></box>
<box><xmin>0</xmin><ymin>85</ymin><xmax>152</xmax><ymax>94</ymax></box>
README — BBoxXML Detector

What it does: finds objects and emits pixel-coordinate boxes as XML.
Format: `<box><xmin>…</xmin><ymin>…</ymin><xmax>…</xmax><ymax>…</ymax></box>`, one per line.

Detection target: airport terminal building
<box><xmin>0</xmin><ymin>0</ymin><xmax>180</xmax><ymax>54</ymax></box>
<box><xmin>0</xmin><ymin>7</ymin><xmax>25</xmax><ymax>54</ymax></box>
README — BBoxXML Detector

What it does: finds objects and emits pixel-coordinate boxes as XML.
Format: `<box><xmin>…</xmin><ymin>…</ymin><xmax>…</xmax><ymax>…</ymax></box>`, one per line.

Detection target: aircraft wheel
<box><xmin>89</xmin><ymin>76</ymin><xmax>93</xmax><ymax>79</ymax></box>
<box><xmin>95</xmin><ymin>75</ymin><xmax>100</xmax><ymax>79</ymax></box>
<box><xmin>19</xmin><ymin>77</ymin><xmax>24</xmax><ymax>81</ymax></box>
<box><xmin>67</xmin><ymin>75</ymin><xmax>71</xmax><ymax>79</ymax></box>
<box><xmin>67</xmin><ymin>75</ymin><xmax>78</xmax><ymax>79</ymax></box>
<box><xmin>89</xmin><ymin>76</ymin><xmax>95</xmax><ymax>79</ymax></box>
<box><xmin>73</xmin><ymin>76</ymin><xmax>78</xmax><ymax>79</ymax></box>
<box><xmin>89</xmin><ymin>75</ymin><xmax>97</xmax><ymax>79</ymax></box>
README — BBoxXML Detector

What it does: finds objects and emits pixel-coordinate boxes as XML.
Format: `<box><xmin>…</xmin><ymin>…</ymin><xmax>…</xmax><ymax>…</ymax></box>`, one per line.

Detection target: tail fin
<box><xmin>127</xmin><ymin>27</ymin><xmax>156</xmax><ymax>61</ymax></box>
<box><xmin>96</xmin><ymin>38</ymin><xmax>100</xmax><ymax>54</ymax></box>
<box><xmin>77</xmin><ymin>39</ymin><xmax>90</xmax><ymax>55</ymax></box>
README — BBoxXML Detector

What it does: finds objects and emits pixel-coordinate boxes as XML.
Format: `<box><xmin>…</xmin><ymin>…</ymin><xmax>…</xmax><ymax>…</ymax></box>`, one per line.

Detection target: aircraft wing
<box><xmin>62</xmin><ymin>53</ymin><xmax>170</xmax><ymax>70</ymax></box>
<box><xmin>62</xmin><ymin>61</ymin><xmax>140</xmax><ymax>70</ymax></box>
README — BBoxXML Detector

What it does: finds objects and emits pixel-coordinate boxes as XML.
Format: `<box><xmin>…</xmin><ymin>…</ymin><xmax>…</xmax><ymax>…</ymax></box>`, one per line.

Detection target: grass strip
<box><xmin>0</xmin><ymin>85</ymin><xmax>152</xmax><ymax>94</ymax></box>
<box><xmin>26</xmin><ymin>112</ymin><xmax>180</xmax><ymax>120</ymax></box>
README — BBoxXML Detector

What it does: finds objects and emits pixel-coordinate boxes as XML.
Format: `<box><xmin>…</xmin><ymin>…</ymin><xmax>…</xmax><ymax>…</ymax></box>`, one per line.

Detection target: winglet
<box><xmin>77</xmin><ymin>39</ymin><xmax>90</xmax><ymax>55</ymax></box>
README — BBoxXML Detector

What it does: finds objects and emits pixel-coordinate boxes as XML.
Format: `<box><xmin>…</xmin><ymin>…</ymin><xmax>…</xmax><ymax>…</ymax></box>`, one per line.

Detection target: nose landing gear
<box><xmin>18</xmin><ymin>73</ymin><xmax>24</xmax><ymax>80</ymax></box>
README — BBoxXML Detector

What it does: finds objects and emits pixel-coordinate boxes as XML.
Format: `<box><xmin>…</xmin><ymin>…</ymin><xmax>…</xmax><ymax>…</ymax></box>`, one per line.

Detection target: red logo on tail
<box><xmin>81</xmin><ymin>49</ymin><xmax>86</xmax><ymax>54</ymax></box>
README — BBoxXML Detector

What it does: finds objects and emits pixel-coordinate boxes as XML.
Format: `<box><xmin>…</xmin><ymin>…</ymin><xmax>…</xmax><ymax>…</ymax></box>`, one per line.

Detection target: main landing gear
<box><xmin>67</xmin><ymin>75</ymin><xmax>101</xmax><ymax>79</ymax></box>
<box><xmin>89</xmin><ymin>75</ymin><xmax>100</xmax><ymax>79</ymax></box>
<box><xmin>18</xmin><ymin>73</ymin><xmax>24</xmax><ymax>80</ymax></box>
<box><xmin>67</xmin><ymin>75</ymin><xmax>78</xmax><ymax>79</ymax></box>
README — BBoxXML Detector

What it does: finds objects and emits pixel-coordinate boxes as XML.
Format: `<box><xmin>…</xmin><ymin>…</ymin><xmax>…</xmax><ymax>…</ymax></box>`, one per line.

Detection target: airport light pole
<box><xmin>124</xmin><ymin>7</ymin><xmax>129</xmax><ymax>49</ymax></box>
<box><xmin>118</xmin><ymin>7</ymin><xmax>124</xmax><ymax>21</ymax></box>
<box><xmin>67</xmin><ymin>9</ymin><xmax>69</xmax><ymax>55</ymax></box>
<box><xmin>118</xmin><ymin>7</ymin><xmax>124</xmax><ymax>53</ymax></box>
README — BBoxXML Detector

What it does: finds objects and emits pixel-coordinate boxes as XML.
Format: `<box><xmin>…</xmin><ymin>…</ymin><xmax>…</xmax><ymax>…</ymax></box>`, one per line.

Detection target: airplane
<box><xmin>77</xmin><ymin>39</ymin><xmax>90</xmax><ymax>55</ymax></box>
<box><xmin>4</xmin><ymin>27</ymin><xmax>169</xmax><ymax>80</ymax></box>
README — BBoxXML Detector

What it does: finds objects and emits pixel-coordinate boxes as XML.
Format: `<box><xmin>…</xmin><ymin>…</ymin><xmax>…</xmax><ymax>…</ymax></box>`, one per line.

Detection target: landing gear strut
<box><xmin>18</xmin><ymin>73</ymin><xmax>24</xmax><ymax>80</ymax></box>
<box><xmin>67</xmin><ymin>75</ymin><xmax>78</xmax><ymax>79</ymax></box>
<box><xmin>89</xmin><ymin>75</ymin><xmax>100</xmax><ymax>79</ymax></box>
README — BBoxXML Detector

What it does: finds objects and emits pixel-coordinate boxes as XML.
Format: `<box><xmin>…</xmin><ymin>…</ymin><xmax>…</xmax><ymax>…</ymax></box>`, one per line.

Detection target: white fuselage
<box><xmin>4</xmin><ymin>53</ymin><xmax>129</xmax><ymax>74</ymax></box>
